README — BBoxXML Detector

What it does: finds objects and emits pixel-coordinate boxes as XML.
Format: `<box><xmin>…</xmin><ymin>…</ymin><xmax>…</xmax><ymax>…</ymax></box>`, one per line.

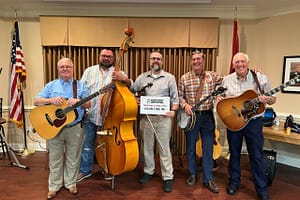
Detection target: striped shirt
<box><xmin>80</xmin><ymin>64</ymin><xmax>127</xmax><ymax>126</ymax></box>
<box><xmin>178</xmin><ymin>71</ymin><xmax>222</xmax><ymax>110</ymax></box>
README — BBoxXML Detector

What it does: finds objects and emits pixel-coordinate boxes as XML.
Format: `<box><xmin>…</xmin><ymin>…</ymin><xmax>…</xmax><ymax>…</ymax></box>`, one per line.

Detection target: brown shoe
<box><xmin>47</xmin><ymin>191</ymin><xmax>57</xmax><ymax>199</ymax></box>
<box><xmin>69</xmin><ymin>186</ymin><xmax>78</xmax><ymax>195</ymax></box>
<box><xmin>203</xmin><ymin>180</ymin><xmax>219</xmax><ymax>193</ymax></box>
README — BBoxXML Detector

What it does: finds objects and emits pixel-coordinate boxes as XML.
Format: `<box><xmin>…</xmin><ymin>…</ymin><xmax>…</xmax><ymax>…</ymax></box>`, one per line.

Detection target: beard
<box><xmin>151</xmin><ymin>64</ymin><xmax>161</xmax><ymax>72</ymax></box>
<box><xmin>100</xmin><ymin>61</ymin><xmax>112</xmax><ymax>69</ymax></box>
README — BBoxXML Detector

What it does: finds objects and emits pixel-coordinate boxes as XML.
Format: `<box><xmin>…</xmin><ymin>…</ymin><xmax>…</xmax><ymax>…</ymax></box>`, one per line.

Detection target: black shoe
<box><xmin>203</xmin><ymin>180</ymin><xmax>219</xmax><ymax>193</ymax></box>
<box><xmin>163</xmin><ymin>180</ymin><xmax>173</xmax><ymax>193</ymax></box>
<box><xmin>186</xmin><ymin>175</ymin><xmax>197</xmax><ymax>186</ymax></box>
<box><xmin>138</xmin><ymin>173</ymin><xmax>154</xmax><ymax>184</ymax></box>
<box><xmin>227</xmin><ymin>184</ymin><xmax>239</xmax><ymax>195</ymax></box>
<box><xmin>258</xmin><ymin>194</ymin><xmax>270</xmax><ymax>200</ymax></box>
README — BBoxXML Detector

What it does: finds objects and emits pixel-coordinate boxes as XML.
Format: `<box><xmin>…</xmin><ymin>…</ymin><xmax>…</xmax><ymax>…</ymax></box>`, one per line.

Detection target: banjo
<box><xmin>177</xmin><ymin>86</ymin><xmax>227</xmax><ymax>132</ymax></box>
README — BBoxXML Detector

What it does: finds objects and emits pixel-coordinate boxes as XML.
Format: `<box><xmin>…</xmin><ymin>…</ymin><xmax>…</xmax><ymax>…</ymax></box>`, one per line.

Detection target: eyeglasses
<box><xmin>58</xmin><ymin>65</ymin><xmax>72</xmax><ymax>69</ymax></box>
<box><xmin>100</xmin><ymin>55</ymin><xmax>113</xmax><ymax>59</ymax></box>
<box><xmin>150</xmin><ymin>57</ymin><xmax>162</xmax><ymax>61</ymax></box>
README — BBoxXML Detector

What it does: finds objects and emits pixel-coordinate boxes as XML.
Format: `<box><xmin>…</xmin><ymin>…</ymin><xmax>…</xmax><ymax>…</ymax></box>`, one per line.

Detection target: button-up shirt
<box><xmin>35</xmin><ymin>78</ymin><xmax>89</xmax><ymax>125</ymax></box>
<box><xmin>178</xmin><ymin>71</ymin><xmax>222</xmax><ymax>110</ymax></box>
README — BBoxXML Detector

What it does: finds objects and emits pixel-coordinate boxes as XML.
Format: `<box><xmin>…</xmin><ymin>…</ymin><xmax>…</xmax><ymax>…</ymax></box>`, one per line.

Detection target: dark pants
<box><xmin>186</xmin><ymin>111</ymin><xmax>215</xmax><ymax>183</ymax></box>
<box><xmin>227</xmin><ymin>117</ymin><xmax>269</xmax><ymax>197</ymax></box>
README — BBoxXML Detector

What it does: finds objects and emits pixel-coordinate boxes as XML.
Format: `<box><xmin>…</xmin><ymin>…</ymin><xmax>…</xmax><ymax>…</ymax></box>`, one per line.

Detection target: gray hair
<box><xmin>233</xmin><ymin>52</ymin><xmax>249</xmax><ymax>63</ymax></box>
<box><xmin>57</xmin><ymin>57</ymin><xmax>74</xmax><ymax>68</ymax></box>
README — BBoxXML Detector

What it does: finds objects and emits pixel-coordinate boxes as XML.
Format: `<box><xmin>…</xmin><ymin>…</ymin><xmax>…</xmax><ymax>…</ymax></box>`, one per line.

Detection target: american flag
<box><xmin>9</xmin><ymin>20</ymin><xmax>27</xmax><ymax>127</ymax></box>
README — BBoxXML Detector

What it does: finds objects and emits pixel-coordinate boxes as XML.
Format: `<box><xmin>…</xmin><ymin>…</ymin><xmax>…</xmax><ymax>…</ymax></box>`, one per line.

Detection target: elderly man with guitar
<box><xmin>217</xmin><ymin>52</ymin><xmax>276</xmax><ymax>200</ymax></box>
<box><xmin>32</xmin><ymin>58</ymin><xmax>91</xmax><ymax>199</ymax></box>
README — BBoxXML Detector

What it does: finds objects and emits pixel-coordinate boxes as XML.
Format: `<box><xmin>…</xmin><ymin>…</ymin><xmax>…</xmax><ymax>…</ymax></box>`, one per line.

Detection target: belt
<box><xmin>194</xmin><ymin>110</ymin><xmax>212</xmax><ymax>115</ymax></box>
<box><xmin>65</xmin><ymin>121</ymin><xmax>81</xmax><ymax>128</ymax></box>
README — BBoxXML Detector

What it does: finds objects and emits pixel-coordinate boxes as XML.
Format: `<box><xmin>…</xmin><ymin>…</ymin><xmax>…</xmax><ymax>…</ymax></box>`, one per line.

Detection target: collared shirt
<box><xmin>133</xmin><ymin>70</ymin><xmax>179</xmax><ymax>108</ymax></box>
<box><xmin>222</xmin><ymin>70</ymin><xmax>272</xmax><ymax>97</ymax></box>
<box><xmin>80</xmin><ymin>64</ymin><xmax>128</xmax><ymax>126</ymax></box>
<box><xmin>35</xmin><ymin>78</ymin><xmax>89</xmax><ymax>125</ymax></box>
<box><xmin>178</xmin><ymin>71</ymin><xmax>222</xmax><ymax>110</ymax></box>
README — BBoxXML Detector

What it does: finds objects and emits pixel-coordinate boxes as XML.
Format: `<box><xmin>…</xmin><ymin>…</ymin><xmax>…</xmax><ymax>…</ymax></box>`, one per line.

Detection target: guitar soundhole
<box><xmin>55</xmin><ymin>109</ymin><xmax>65</xmax><ymax>119</ymax></box>
<box><xmin>243</xmin><ymin>100</ymin><xmax>254</xmax><ymax>110</ymax></box>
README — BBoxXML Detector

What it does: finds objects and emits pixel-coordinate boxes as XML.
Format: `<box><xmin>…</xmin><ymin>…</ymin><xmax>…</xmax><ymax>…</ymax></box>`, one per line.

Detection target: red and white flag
<box><xmin>9</xmin><ymin>20</ymin><xmax>27</xmax><ymax>127</ymax></box>
<box><xmin>229</xmin><ymin>18</ymin><xmax>239</xmax><ymax>74</ymax></box>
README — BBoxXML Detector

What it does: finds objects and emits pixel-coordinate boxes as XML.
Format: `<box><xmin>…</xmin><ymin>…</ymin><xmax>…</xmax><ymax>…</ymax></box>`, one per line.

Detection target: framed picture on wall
<box><xmin>282</xmin><ymin>56</ymin><xmax>300</xmax><ymax>93</ymax></box>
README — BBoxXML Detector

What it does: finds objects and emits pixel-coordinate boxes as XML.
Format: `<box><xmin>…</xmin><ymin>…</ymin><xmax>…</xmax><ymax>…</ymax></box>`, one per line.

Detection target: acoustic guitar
<box><xmin>177</xmin><ymin>86</ymin><xmax>227</xmax><ymax>132</ymax></box>
<box><xmin>216</xmin><ymin>74</ymin><xmax>300</xmax><ymax>131</ymax></box>
<box><xmin>29</xmin><ymin>83</ymin><xmax>114</xmax><ymax>139</ymax></box>
<box><xmin>196</xmin><ymin>129</ymin><xmax>222</xmax><ymax>160</ymax></box>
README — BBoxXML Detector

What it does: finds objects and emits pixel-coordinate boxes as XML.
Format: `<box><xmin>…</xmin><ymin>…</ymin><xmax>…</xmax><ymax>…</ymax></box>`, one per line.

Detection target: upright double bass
<box><xmin>95</xmin><ymin>27</ymin><xmax>139</xmax><ymax>176</ymax></box>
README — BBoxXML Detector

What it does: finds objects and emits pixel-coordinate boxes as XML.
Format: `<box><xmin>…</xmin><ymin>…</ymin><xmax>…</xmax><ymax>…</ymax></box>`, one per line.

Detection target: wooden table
<box><xmin>263</xmin><ymin>124</ymin><xmax>300</xmax><ymax>145</ymax></box>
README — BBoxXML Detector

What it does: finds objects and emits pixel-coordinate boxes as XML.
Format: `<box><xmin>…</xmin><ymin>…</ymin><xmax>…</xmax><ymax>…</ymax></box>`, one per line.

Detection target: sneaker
<box><xmin>101</xmin><ymin>170</ymin><xmax>113</xmax><ymax>180</ymax></box>
<box><xmin>76</xmin><ymin>172</ymin><xmax>92</xmax><ymax>182</ymax></box>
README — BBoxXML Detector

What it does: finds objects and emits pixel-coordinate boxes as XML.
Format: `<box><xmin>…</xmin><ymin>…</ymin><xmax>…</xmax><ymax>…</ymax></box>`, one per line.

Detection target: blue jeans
<box><xmin>186</xmin><ymin>111</ymin><xmax>215</xmax><ymax>183</ymax></box>
<box><xmin>227</xmin><ymin>117</ymin><xmax>269</xmax><ymax>197</ymax></box>
<box><xmin>79</xmin><ymin>120</ymin><xmax>101</xmax><ymax>175</ymax></box>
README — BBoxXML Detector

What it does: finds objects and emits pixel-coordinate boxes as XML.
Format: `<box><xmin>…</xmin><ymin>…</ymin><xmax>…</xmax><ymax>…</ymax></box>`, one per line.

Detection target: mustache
<box><xmin>100</xmin><ymin>62</ymin><xmax>112</xmax><ymax>68</ymax></box>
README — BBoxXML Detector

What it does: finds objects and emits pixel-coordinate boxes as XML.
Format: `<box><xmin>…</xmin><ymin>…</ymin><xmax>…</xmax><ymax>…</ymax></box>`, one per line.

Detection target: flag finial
<box><xmin>14</xmin><ymin>9</ymin><xmax>18</xmax><ymax>20</ymax></box>
<box><xmin>234</xmin><ymin>6</ymin><xmax>238</xmax><ymax>18</ymax></box>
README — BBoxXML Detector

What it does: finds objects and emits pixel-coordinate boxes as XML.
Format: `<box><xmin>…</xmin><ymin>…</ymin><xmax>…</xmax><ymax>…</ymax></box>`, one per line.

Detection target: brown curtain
<box><xmin>42</xmin><ymin>46</ymin><xmax>217</xmax><ymax>155</ymax></box>
<box><xmin>40</xmin><ymin>16</ymin><xmax>219</xmax><ymax>48</ymax></box>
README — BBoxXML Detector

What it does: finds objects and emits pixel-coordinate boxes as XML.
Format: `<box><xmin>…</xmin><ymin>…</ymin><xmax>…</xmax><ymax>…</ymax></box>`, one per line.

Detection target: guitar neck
<box><xmin>265</xmin><ymin>79</ymin><xmax>296</xmax><ymax>96</ymax></box>
<box><xmin>63</xmin><ymin>83</ymin><xmax>114</xmax><ymax>114</ymax></box>
<box><xmin>252</xmin><ymin>77</ymin><xmax>298</xmax><ymax>105</ymax></box>
<box><xmin>192</xmin><ymin>95</ymin><xmax>212</xmax><ymax>110</ymax></box>
<box><xmin>192</xmin><ymin>87</ymin><xmax>226</xmax><ymax>111</ymax></box>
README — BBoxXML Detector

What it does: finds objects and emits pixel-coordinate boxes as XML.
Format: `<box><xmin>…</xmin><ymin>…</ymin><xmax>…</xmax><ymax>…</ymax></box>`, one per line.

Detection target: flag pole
<box><xmin>19</xmin><ymin>88</ymin><xmax>35</xmax><ymax>156</ymax></box>
<box><xmin>12</xmin><ymin>13</ymin><xmax>34</xmax><ymax>156</ymax></box>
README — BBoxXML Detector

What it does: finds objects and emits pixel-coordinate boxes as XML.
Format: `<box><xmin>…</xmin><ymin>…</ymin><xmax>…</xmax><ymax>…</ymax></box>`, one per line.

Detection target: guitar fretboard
<box><xmin>62</xmin><ymin>83</ymin><xmax>115</xmax><ymax>114</ymax></box>
<box><xmin>192</xmin><ymin>86</ymin><xmax>226</xmax><ymax>110</ymax></box>
<box><xmin>265</xmin><ymin>77</ymin><xmax>298</xmax><ymax>96</ymax></box>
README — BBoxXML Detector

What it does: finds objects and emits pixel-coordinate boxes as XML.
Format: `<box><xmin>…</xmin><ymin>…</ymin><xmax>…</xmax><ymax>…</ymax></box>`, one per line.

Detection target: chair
<box><xmin>0</xmin><ymin>97</ymin><xmax>10</xmax><ymax>160</ymax></box>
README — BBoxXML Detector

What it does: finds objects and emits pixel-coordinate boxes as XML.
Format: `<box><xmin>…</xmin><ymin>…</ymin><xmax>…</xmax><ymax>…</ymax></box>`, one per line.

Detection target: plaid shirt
<box><xmin>178</xmin><ymin>71</ymin><xmax>222</xmax><ymax>110</ymax></box>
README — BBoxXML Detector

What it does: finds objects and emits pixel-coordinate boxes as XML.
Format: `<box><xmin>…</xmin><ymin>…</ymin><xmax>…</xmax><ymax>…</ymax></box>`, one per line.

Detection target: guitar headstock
<box><xmin>290</xmin><ymin>72</ymin><xmax>300</xmax><ymax>85</ymax></box>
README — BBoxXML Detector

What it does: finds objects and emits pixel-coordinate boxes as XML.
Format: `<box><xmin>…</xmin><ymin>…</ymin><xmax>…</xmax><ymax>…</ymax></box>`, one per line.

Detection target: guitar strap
<box><xmin>250</xmin><ymin>70</ymin><xmax>264</xmax><ymax>94</ymax></box>
<box><xmin>72</xmin><ymin>80</ymin><xmax>85</xmax><ymax>127</ymax></box>
<box><xmin>72</xmin><ymin>80</ymin><xmax>77</xmax><ymax>98</ymax></box>
<box><xmin>195</xmin><ymin>75</ymin><xmax>205</xmax><ymax>106</ymax></box>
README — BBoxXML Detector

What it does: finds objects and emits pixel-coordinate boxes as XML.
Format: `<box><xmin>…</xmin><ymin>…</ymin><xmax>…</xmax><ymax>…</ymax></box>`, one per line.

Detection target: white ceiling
<box><xmin>1</xmin><ymin>0</ymin><xmax>300</xmax><ymax>19</ymax></box>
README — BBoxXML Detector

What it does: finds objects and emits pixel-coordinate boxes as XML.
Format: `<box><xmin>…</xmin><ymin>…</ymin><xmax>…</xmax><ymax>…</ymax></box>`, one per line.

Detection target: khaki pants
<box><xmin>48</xmin><ymin>123</ymin><xmax>83</xmax><ymax>191</ymax></box>
<box><xmin>141</xmin><ymin>115</ymin><xmax>173</xmax><ymax>180</ymax></box>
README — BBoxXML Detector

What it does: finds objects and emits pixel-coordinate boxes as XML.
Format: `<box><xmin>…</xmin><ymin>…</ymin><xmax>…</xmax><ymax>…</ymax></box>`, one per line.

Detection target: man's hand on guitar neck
<box><xmin>66</xmin><ymin>98</ymin><xmax>79</xmax><ymax>107</ymax></box>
